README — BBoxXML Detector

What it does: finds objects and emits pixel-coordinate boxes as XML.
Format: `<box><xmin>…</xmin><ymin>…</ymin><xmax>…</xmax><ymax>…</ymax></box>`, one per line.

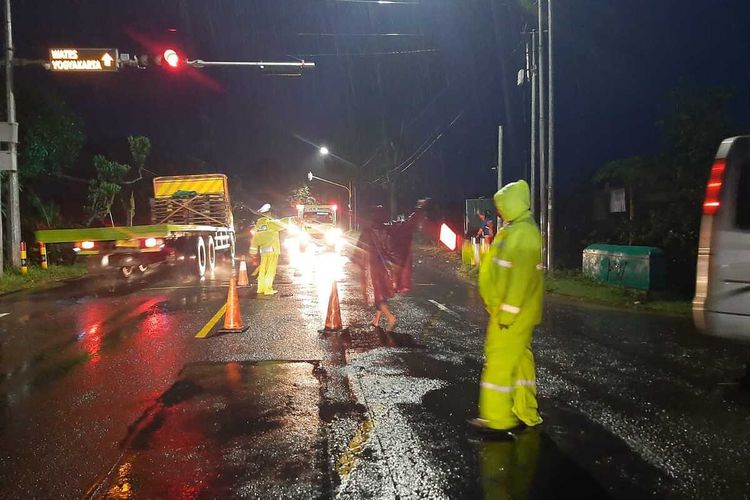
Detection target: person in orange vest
<box><xmin>476</xmin><ymin>209</ymin><xmax>495</xmax><ymax>245</ymax></box>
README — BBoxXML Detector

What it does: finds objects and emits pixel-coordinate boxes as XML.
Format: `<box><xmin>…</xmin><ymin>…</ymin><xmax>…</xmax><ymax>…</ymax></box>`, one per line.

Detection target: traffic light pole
<box><xmin>186</xmin><ymin>59</ymin><xmax>314</xmax><ymax>70</ymax></box>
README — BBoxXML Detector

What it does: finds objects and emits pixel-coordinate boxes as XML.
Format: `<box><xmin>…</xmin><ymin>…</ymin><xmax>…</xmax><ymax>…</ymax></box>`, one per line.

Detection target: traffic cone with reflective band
<box><xmin>237</xmin><ymin>258</ymin><xmax>249</xmax><ymax>287</ymax></box>
<box><xmin>39</xmin><ymin>242</ymin><xmax>48</xmax><ymax>270</ymax></box>
<box><xmin>319</xmin><ymin>280</ymin><xmax>348</xmax><ymax>333</ymax></box>
<box><xmin>219</xmin><ymin>277</ymin><xmax>249</xmax><ymax>333</ymax></box>
<box><xmin>20</xmin><ymin>242</ymin><xmax>28</xmax><ymax>275</ymax></box>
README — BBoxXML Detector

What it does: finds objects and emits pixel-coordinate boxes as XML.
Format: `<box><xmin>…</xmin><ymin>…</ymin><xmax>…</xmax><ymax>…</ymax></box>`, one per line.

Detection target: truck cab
<box><xmin>291</xmin><ymin>204</ymin><xmax>344</xmax><ymax>253</ymax></box>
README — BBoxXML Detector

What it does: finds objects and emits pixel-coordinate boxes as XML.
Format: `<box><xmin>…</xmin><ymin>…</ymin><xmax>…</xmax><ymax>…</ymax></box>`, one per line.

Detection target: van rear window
<box><xmin>736</xmin><ymin>161</ymin><xmax>750</xmax><ymax>230</ymax></box>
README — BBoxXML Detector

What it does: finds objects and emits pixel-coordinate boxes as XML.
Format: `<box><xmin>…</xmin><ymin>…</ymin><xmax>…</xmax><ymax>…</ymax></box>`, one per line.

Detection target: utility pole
<box><xmin>547</xmin><ymin>0</ymin><xmax>555</xmax><ymax>272</ymax></box>
<box><xmin>497</xmin><ymin>125</ymin><xmax>503</xmax><ymax>190</ymax></box>
<box><xmin>4</xmin><ymin>0</ymin><xmax>19</xmax><ymax>268</ymax></box>
<box><xmin>530</xmin><ymin>30</ymin><xmax>537</xmax><ymax>216</ymax></box>
<box><xmin>497</xmin><ymin>125</ymin><xmax>503</xmax><ymax>229</ymax></box>
<box><xmin>537</xmin><ymin>0</ymin><xmax>547</xmax><ymax>266</ymax></box>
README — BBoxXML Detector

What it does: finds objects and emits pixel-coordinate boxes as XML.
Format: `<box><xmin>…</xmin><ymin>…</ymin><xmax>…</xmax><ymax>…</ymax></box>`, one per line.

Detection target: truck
<box><xmin>285</xmin><ymin>204</ymin><xmax>344</xmax><ymax>254</ymax></box>
<box><xmin>35</xmin><ymin>174</ymin><xmax>236</xmax><ymax>278</ymax></box>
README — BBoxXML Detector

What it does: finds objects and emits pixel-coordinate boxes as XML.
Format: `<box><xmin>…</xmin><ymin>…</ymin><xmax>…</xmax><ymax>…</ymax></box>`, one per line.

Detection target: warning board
<box><xmin>49</xmin><ymin>48</ymin><xmax>119</xmax><ymax>72</ymax></box>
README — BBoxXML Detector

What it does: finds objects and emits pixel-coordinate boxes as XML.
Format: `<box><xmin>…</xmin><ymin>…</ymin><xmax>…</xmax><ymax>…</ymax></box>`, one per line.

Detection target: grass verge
<box><xmin>545</xmin><ymin>270</ymin><xmax>691</xmax><ymax>316</ymax></box>
<box><xmin>426</xmin><ymin>244</ymin><xmax>691</xmax><ymax>317</ymax></box>
<box><xmin>0</xmin><ymin>263</ymin><xmax>87</xmax><ymax>295</ymax></box>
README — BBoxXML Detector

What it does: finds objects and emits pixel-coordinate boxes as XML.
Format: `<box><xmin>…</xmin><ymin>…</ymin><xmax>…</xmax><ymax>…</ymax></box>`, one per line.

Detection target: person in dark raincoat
<box><xmin>354</xmin><ymin>199</ymin><xmax>428</xmax><ymax>332</ymax></box>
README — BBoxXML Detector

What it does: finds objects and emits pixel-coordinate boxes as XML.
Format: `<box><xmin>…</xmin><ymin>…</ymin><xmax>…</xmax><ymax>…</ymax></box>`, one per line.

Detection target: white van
<box><xmin>693</xmin><ymin>136</ymin><xmax>750</xmax><ymax>340</ymax></box>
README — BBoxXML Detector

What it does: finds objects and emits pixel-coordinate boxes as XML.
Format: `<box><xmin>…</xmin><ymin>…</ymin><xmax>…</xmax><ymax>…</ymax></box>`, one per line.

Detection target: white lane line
<box><xmin>0</xmin><ymin>313</ymin><xmax>9</xmax><ymax>318</ymax></box>
<box><xmin>427</xmin><ymin>299</ymin><xmax>461</xmax><ymax>319</ymax></box>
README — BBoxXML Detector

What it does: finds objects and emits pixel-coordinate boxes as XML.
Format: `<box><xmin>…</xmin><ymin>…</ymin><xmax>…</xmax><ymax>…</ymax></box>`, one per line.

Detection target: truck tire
<box><xmin>207</xmin><ymin>236</ymin><xmax>216</xmax><ymax>273</ymax></box>
<box><xmin>196</xmin><ymin>236</ymin><xmax>207</xmax><ymax>277</ymax></box>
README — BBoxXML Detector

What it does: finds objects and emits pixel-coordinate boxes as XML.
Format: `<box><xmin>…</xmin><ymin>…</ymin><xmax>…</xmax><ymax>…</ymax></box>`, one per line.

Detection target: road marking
<box><xmin>195</xmin><ymin>304</ymin><xmax>227</xmax><ymax>339</ymax></box>
<box><xmin>427</xmin><ymin>299</ymin><xmax>461</xmax><ymax>319</ymax></box>
<box><xmin>336</xmin><ymin>418</ymin><xmax>375</xmax><ymax>479</ymax></box>
<box><xmin>0</xmin><ymin>313</ymin><xmax>9</xmax><ymax>318</ymax></box>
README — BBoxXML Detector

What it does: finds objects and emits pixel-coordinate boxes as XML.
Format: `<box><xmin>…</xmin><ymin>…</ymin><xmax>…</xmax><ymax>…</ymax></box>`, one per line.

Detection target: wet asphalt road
<box><xmin>1</xmin><ymin>248</ymin><xmax>749</xmax><ymax>499</ymax></box>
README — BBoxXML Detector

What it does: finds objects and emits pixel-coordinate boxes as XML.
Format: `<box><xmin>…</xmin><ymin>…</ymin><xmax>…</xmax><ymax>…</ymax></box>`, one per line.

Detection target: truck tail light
<box><xmin>143</xmin><ymin>237</ymin><xmax>165</xmax><ymax>249</ymax></box>
<box><xmin>703</xmin><ymin>159</ymin><xmax>726</xmax><ymax>215</ymax></box>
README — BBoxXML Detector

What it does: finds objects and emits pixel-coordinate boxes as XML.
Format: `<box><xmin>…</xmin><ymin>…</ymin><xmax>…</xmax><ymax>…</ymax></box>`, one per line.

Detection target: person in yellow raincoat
<box><xmin>249</xmin><ymin>205</ymin><xmax>288</xmax><ymax>296</ymax></box>
<box><xmin>470</xmin><ymin>179</ymin><xmax>544</xmax><ymax>435</ymax></box>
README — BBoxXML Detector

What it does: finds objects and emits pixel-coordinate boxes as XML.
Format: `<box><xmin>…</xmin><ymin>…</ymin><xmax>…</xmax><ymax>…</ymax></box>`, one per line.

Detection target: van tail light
<box><xmin>703</xmin><ymin>159</ymin><xmax>727</xmax><ymax>215</ymax></box>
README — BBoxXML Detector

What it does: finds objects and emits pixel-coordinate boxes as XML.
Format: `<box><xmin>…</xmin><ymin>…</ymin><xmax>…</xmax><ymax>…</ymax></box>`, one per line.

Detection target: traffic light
<box><xmin>162</xmin><ymin>49</ymin><xmax>181</xmax><ymax>68</ymax></box>
<box><xmin>134</xmin><ymin>49</ymin><xmax>184</xmax><ymax>69</ymax></box>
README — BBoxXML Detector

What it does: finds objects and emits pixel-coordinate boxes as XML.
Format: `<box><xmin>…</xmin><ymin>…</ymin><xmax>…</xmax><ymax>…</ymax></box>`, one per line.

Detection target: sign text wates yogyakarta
<box><xmin>49</xmin><ymin>48</ymin><xmax>119</xmax><ymax>72</ymax></box>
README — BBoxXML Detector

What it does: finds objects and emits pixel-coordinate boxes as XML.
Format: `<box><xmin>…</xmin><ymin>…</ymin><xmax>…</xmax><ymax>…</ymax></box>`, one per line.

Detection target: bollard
<box><xmin>39</xmin><ymin>242</ymin><xmax>48</xmax><ymax>270</ymax></box>
<box><xmin>20</xmin><ymin>242</ymin><xmax>28</xmax><ymax>275</ymax></box>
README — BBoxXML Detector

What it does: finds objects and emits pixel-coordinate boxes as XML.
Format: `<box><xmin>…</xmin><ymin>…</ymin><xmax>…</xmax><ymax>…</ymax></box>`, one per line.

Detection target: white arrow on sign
<box><xmin>101</xmin><ymin>53</ymin><xmax>114</xmax><ymax>67</ymax></box>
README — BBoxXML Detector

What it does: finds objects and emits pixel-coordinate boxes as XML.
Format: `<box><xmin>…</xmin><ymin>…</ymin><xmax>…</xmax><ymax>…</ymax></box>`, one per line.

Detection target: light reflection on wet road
<box><xmin>0</xmin><ymin>249</ymin><xmax>749</xmax><ymax>499</ymax></box>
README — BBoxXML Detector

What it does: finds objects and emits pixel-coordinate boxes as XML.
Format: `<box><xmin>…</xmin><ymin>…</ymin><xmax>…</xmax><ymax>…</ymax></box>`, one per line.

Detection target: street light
<box><xmin>320</xmin><ymin>146</ymin><xmax>329</xmax><ymax>156</ymax></box>
<box><xmin>307</xmin><ymin>171</ymin><xmax>354</xmax><ymax>231</ymax></box>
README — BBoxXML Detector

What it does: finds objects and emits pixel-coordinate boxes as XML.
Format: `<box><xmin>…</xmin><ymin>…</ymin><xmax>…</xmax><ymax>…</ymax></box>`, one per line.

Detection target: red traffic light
<box><xmin>163</xmin><ymin>49</ymin><xmax>181</xmax><ymax>68</ymax></box>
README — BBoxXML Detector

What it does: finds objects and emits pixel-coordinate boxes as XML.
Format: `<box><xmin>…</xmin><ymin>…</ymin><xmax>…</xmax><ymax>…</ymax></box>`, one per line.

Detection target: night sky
<box><xmin>11</xmin><ymin>0</ymin><xmax>750</xmax><ymax>210</ymax></box>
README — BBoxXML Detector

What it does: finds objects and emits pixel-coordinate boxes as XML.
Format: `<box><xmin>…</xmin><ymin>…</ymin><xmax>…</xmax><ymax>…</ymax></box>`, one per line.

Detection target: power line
<box><xmin>398</xmin><ymin>112</ymin><xmax>463</xmax><ymax>175</ymax></box>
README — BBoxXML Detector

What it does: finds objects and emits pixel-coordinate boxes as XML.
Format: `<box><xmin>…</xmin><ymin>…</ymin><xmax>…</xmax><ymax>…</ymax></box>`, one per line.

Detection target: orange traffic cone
<box><xmin>219</xmin><ymin>277</ymin><xmax>249</xmax><ymax>333</ymax></box>
<box><xmin>319</xmin><ymin>280</ymin><xmax>348</xmax><ymax>333</ymax></box>
<box><xmin>237</xmin><ymin>258</ymin><xmax>249</xmax><ymax>287</ymax></box>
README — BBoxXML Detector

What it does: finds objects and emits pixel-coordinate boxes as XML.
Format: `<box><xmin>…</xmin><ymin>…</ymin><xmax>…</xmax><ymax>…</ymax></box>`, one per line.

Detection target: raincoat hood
<box><xmin>493</xmin><ymin>180</ymin><xmax>531</xmax><ymax>222</ymax></box>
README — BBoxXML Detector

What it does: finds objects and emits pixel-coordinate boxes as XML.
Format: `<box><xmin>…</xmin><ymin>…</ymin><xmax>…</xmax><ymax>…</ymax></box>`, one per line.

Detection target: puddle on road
<box><xmin>88</xmin><ymin>361</ymin><xmax>329</xmax><ymax>499</ymax></box>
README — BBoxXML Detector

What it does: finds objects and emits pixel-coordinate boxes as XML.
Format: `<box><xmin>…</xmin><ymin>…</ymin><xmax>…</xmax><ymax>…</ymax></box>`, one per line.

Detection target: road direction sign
<box><xmin>48</xmin><ymin>48</ymin><xmax>119</xmax><ymax>72</ymax></box>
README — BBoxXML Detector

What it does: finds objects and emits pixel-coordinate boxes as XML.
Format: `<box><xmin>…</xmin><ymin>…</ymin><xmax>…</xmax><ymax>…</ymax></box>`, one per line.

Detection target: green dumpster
<box><xmin>582</xmin><ymin>244</ymin><xmax>665</xmax><ymax>290</ymax></box>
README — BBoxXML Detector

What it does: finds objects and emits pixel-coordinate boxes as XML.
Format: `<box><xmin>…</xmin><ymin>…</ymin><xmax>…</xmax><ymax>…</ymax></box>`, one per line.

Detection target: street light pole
<box><xmin>4</xmin><ymin>0</ymin><xmax>19</xmax><ymax>268</ymax></box>
<box><xmin>308</xmin><ymin>172</ymin><xmax>353</xmax><ymax>231</ymax></box>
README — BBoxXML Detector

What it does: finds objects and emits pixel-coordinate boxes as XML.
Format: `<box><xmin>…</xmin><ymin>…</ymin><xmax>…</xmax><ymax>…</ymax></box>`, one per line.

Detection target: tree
<box><xmin>588</xmin><ymin>86</ymin><xmax>736</xmax><ymax>292</ymax></box>
<box><xmin>27</xmin><ymin>192</ymin><xmax>62</xmax><ymax>229</ymax></box>
<box><xmin>288</xmin><ymin>185</ymin><xmax>317</xmax><ymax>207</ymax></box>
<box><xmin>594</xmin><ymin>156</ymin><xmax>650</xmax><ymax>245</ymax></box>
<box><xmin>17</xmin><ymin>88</ymin><xmax>84</xmax><ymax>185</ymax></box>
<box><xmin>86</xmin><ymin>155</ymin><xmax>130</xmax><ymax>226</ymax></box>
<box><xmin>120</xmin><ymin>136</ymin><xmax>152</xmax><ymax>226</ymax></box>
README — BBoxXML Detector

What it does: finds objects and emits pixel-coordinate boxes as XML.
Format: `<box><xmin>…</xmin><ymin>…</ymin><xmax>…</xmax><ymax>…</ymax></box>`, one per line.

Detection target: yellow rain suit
<box><xmin>250</xmin><ymin>216</ymin><xmax>286</xmax><ymax>295</ymax></box>
<box><xmin>478</xmin><ymin>180</ymin><xmax>544</xmax><ymax>430</ymax></box>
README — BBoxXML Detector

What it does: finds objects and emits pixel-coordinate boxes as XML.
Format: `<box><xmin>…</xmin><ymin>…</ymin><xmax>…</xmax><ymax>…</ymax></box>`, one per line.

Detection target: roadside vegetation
<box><xmin>419</xmin><ymin>244</ymin><xmax>692</xmax><ymax>317</ymax></box>
<box><xmin>0</xmin><ymin>264</ymin><xmax>87</xmax><ymax>295</ymax></box>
